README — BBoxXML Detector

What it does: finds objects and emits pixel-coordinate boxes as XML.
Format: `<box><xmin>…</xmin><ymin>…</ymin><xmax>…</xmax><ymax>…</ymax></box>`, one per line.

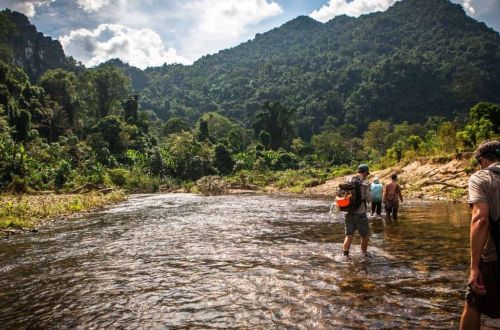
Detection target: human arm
<box><xmin>397</xmin><ymin>185</ymin><xmax>403</xmax><ymax>203</ymax></box>
<box><xmin>468</xmin><ymin>202</ymin><xmax>490</xmax><ymax>295</ymax></box>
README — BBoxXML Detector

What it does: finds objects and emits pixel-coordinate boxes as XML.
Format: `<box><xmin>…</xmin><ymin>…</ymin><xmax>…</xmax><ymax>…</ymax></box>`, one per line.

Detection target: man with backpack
<box><xmin>460</xmin><ymin>139</ymin><xmax>500</xmax><ymax>329</ymax></box>
<box><xmin>342</xmin><ymin>164</ymin><xmax>371</xmax><ymax>256</ymax></box>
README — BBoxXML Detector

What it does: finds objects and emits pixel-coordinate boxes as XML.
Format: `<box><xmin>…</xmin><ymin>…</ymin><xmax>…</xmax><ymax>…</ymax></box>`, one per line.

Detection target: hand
<box><xmin>468</xmin><ymin>267</ymin><xmax>486</xmax><ymax>295</ymax></box>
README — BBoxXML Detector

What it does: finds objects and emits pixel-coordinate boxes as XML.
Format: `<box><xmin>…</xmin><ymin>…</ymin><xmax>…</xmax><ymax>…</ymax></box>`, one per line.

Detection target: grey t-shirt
<box><xmin>468</xmin><ymin>162</ymin><xmax>500</xmax><ymax>262</ymax></box>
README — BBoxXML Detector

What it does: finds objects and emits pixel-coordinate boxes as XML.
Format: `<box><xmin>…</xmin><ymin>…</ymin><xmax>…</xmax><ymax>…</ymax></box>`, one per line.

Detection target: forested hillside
<box><xmin>133</xmin><ymin>0</ymin><xmax>500</xmax><ymax>139</ymax></box>
<box><xmin>0</xmin><ymin>0</ymin><xmax>499</xmax><ymax>198</ymax></box>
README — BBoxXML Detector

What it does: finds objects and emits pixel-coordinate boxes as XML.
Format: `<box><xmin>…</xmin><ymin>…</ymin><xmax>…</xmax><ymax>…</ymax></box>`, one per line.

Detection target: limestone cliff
<box><xmin>2</xmin><ymin>9</ymin><xmax>75</xmax><ymax>81</ymax></box>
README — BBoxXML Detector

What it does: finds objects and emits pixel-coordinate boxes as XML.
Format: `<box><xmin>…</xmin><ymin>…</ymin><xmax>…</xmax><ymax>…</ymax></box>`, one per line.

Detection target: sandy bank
<box><xmin>302</xmin><ymin>157</ymin><xmax>470</xmax><ymax>202</ymax></box>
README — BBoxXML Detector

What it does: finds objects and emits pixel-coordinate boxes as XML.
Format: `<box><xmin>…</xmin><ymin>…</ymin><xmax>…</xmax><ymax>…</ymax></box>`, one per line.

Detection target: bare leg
<box><xmin>361</xmin><ymin>235</ymin><xmax>369</xmax><ymax>254</ymax></box>
<box><xmin>460</xmin><ymin>303</ymin><xmax>480</xmax><ymax>330</ymax></box>
<box><xmin>343</xmin><ymin>235</ymin><xmax>354</xmax><ymax>255</ymax></box>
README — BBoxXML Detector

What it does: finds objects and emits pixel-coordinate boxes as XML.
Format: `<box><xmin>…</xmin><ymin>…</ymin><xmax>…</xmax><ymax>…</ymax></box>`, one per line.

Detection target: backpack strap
<box><xmin>485</xmin><ymin>167</ymin><xmax>500</xmax><ymax>267</ymax></box>
<box><xmin>486</xmin><ymin>167</ymin><xmax>500</xmax><ymax>175</ymax></box>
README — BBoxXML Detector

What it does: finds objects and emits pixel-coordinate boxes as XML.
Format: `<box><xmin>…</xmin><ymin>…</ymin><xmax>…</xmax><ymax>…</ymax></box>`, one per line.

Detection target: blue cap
<box><xmin>357</xmin><ymin>164</ymin><xmax>369</xmax><ymax>174</ymax></box>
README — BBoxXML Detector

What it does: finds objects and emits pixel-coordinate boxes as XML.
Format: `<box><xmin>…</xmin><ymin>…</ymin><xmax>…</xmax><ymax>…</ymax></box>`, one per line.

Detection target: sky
<box><xmin>1</xmin><ymin>0</ymin><xmax>499</xmax><ymax>69</ymax></box>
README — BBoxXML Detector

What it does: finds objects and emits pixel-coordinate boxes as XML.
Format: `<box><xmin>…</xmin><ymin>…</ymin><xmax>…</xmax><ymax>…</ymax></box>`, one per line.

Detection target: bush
<box><xmin>7</xmin><ymin>175</ymin><xmax>28</xmax><ymax>194</ymax></box>
<box><xmin>125</xmin><ymin>169</ymin><xmax>160</xmax><ymax>192</ymax></box>
<box><xmin>233</xmin><ymin>152</ymin><xmax>256</xmax><ymax>170</ymax></box>
<box><xmin>263</xmin><ymin>149</ymin><xmax>299</xmax><ymax>171</ymax></box>
<box><xmin>182</xmin><ymin>181</ymin><xmax>194</xmax><ymax>192</ymax></box>
<box><xmin>196</xmin><ymin>175</ymin><xmax>227</xmax><ymax>195</ymax></box>
<box><xmin>108</xmin><ymin>168</ymin><xmax>129</xmax><ymax>186</ymax></box>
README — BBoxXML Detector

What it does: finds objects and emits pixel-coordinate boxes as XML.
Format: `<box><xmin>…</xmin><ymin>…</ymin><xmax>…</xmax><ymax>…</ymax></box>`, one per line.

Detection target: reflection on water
<box><xmin>0</xmin><ymin>193</ymin><xmax>489</xmax><ymax>328</ymax></box>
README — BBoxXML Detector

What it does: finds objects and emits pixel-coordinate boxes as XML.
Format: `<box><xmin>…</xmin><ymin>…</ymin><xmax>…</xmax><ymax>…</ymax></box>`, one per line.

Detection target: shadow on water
<box><xmin>0</xmin><ymin>194</ymin><xmax>498</xmax><ymax>328</ymax></box>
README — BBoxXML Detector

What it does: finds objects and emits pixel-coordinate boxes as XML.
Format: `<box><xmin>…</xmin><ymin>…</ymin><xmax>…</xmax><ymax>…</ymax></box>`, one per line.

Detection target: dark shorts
<box><xmin>465</xmin><ymin>260</ymin><xmax>500</xmax><ymax>319</ymax></box>
<box><xmin>345</xmin><ymin>213</ymin><xmax>369</xmax><ymax>237</ymax></box>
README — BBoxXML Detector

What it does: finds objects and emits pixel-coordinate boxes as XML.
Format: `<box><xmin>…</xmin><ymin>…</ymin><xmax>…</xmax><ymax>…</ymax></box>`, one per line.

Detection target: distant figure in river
<box><xmin>383</xmin><ymin>174</ymin><xmax>403</xmax><ymax>220</ymax></box>
<box><xmin>370</xmin><ymin>177</ymin><xmax>383</xmax><ymax>216</ymax></box>
<box><xmin>460</xmin><ymin>139</ymin><xmax>500</xmax><ymax>329</ymax></box>
<box><xmin>342</xmin><ymin>164</ymin><xmax>371</xmax><ymax>256</ymax></box>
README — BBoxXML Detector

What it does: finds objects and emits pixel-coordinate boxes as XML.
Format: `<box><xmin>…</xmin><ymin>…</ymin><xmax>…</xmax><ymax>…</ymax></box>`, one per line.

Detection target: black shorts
<box><xmin>465</xmin><ymin>260</ymin><xmax>500</xmax><ymax>319</ymax></box>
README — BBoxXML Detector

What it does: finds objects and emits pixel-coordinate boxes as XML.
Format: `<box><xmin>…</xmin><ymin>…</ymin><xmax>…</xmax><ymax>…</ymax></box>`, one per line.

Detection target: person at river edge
<box><xmin>343</xmin><ymin>164</ymin><xmax>371</xmax><ymax>256</ymax></box>
<box><xmin>383</xmin><ymin>174</ymin><xmax>403</xmax><ymax>220</ymax></box>
<box><xmin>460</xmin><ymin>139</ymin><xmax>500</xmax><ymax>329</ymax></box>
<box><xmin>370</xmin><ymin>177</ymin><xmax>383</xmax><ymax>216</ymax></box>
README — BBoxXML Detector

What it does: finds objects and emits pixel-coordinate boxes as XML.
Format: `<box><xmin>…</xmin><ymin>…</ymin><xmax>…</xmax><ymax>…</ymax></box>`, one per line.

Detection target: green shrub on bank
<box><xmin>108</xmin><ymin>168</ymin><xmax>129</xmax><ymax>186</ymax></box>
<box><xmin>226</xmin><ymin>166</ymin><xmax>350</xmax><ymax>191</ymax></box>
<box><xmin>125</xmin><ymin>169</ymin><xmax>160</xmax><ymax>192</ymax></box>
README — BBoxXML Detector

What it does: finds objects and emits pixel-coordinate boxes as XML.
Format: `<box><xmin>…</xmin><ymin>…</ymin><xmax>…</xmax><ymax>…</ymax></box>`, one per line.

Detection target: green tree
<box><xmin>12</xmin><ymin>109</ymin><xmax>31</xmax><ymax>142</ymax></box>
<box><xmin>197</xmin><ymin>119</ymin><xmax>210</xmax><ymax>142</ymax></box>
<box><xmin>91</xmin><ymin>65</ymin><xmax>131</xmax><ymax>118</ymax></box>
<box><xmin>259</xmin><ymin>130</ymin><xmax>271</xmax><ymax>150</ymax></box>
<box><xmin>407</xmin><ymin>135</ymin><xmax>423</xmax><ymax>152</ymax></box>
<box><xmin>363</xmin><ymin>120</ymin><xmax>391</xmax><ymax>154</ymax></box>
<box><xmin>92</xmin><ymin>115</ymin><xmax>128</xmax><ymax>155</ymax></box>
<box><xmin>457</xmin><ymin>102</ymin><xmax>498</xmax><ymax>150</ymax></box>
<box><xmin>164</xmin><ymin>131</ymin><xmax>214</xmax><ymax>180</ymax></box>
<box><xmin>123</xmin><ymin>95</ymin><xmax>139</xmax><ymax>123</ymax></box>
<box><xmin>253</xmin><ymin>101</ymin><xmax>295</xmax><ymax>150</ymax></box>
<box><xmin>311</xmin><ymin>131</ymin><xmax>351</xmax><ymax>164</ymax></box>
<box><xmin>0</xmin><ymin>12</ymin><xmax>15</xmax><ymax>62</ymax></box>
<box><xmin>162</xmin><ymin>117</ymin><xmax>190</xmax><ymax>136</ymax></box>
<box><xmin>436</xmin><ymin>122</ymin><xmax>458</xmax><ymax>153</ymax></box>
<box><xmin>214</xmin><ymin>144</ymin><xmax>234</xmax><ymax>175</ymax></box>
<box><xmin>468</xmin><ymin>102</ymin><xmax>500</xmax><ymax>133</ymax></box>
<box><xmin>38</xmin><ymin>69</ymin><xmax>79</xmax><ymax>130</ymax></box>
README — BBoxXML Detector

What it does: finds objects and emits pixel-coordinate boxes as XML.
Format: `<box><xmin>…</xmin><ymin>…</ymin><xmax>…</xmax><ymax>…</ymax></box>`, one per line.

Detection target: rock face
<box><xmin>3</xmin><ymin>10</ymin><xmax>74</xmax><ymax>81</ymax></box>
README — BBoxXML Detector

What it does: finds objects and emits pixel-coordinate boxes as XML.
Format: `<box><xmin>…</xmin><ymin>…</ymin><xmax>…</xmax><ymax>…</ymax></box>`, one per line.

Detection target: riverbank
<box><xmin>0</xmin><ymin>156</ymin><xmax>470</xmax><ymax>238</ymax></box>
<box><xmin>200</xmin><ymin>155</ymin><xmax>472</xmax><ymax>202</ymax></box>
<box><xmin>0</xmin><ymin>191</ymin><xmax>127</xmax><ymax>237</ymax></box>
<box><xmin>301</xmin><ymin>156</ymin><xmax>470</xmax><ymax>202</ymax></box>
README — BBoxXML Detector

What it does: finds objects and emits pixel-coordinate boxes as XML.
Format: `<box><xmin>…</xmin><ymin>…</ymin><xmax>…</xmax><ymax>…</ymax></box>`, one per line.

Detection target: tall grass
<box><xmin>0</xmin><ymin>191</ymin><xmax>126</xmax><ymax>231</ymax></box>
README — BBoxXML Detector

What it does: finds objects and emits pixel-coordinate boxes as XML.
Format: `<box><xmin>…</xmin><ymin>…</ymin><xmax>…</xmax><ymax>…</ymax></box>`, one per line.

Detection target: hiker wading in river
<box><xmin>342</xmin><ymin>164</ymin><xmax>371</xmax><ymax>256</ymax></box>
<box><xmin>460</xmin><ymin>139</ymin><xmax>500</xmax><ymax>330</ymax></box>
<box><xmin>370</xmin><ymin>177</ymin><xmax>383</xmax><ymax>216</ymax></box>
<box><xmin>383</xmin><ymin>174</ymin><xmax>403</xmax><ymax>220</ymax></box>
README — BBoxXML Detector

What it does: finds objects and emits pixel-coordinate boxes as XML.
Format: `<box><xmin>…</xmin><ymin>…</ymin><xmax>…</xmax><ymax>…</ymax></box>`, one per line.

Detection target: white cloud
<box><xmin>309</xmin><ymin>0</ymin><xmax>397</xmax><ymax>22</ymax></box>
<box><xmin>59</xmin><ymin>24</ymin><xmax>190</xmax><ymax>69</ymax></box>
<box><xmin>460</xmin><ymin>0</ymin><xmax>475</xmax><ymax>14</ymax></box>
<box><xmin>77</xmin><ymin>0</ymin><xmax>110</xmax><ymax>12</ymax></box>
<box><xmin>309</xmin><ymin>0</ymin><xmax>478</xmax><ymax>22</ymax></box>
<box><xmin>181</xmin><ymin>0</ymin><xmax>283</xmax><ymax>60</ymax></box>
<box><xmin>1</xmin><ymin>0</ymin><xmax>54</xmax><ymax>17</ymax></box>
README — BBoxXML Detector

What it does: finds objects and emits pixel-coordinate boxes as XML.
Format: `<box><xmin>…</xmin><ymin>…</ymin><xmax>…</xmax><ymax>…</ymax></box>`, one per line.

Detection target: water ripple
<box><xmin>0</xmin><ymin>194</ymin><xmax>484</xmax><ymax>328</ymax></box>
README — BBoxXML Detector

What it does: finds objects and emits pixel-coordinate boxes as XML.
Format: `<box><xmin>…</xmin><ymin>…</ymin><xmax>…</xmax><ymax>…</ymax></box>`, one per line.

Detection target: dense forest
<box><xmin>131</xmin><ymin>0</ymin><xmax>500</xmax><ymax>135</ymax></box>
<box><xmin>0</xmin><ymin>0</ymin><xmax>499</xmax><ymax>195</ymax></box>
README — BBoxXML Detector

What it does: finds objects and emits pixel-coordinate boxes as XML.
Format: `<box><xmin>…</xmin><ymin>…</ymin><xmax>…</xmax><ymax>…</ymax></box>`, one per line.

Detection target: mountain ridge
<box><xmin>130</xmin><ymin>0</ymin><xmax>499</xmax><ymax>134</ymax></box>
<box><xmin>1</xmin><ymin>0</ymin><xmax>499</xmax><ymax>137</ymax></box>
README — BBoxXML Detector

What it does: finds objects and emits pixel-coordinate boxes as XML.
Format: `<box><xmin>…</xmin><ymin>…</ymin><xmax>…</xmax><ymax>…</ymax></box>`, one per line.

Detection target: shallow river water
<box><xmin>0</xmin><ymin>193</ymin><xmax>496</xmax><ymax>328</ymax></box>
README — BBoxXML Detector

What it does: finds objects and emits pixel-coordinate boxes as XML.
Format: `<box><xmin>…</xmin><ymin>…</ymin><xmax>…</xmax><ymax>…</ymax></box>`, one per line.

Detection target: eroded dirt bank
<box><xmin>302</xmin><ymin>157</ymin><xmax>471</xmax><ymax>202</ymax></box>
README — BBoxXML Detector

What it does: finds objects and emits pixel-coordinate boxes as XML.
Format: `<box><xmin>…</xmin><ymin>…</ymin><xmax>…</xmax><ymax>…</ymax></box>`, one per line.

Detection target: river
<box><xmin>0</xmin><ymin>193</ymin><xmax>492</xmax><ymax>328</ymax></box>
